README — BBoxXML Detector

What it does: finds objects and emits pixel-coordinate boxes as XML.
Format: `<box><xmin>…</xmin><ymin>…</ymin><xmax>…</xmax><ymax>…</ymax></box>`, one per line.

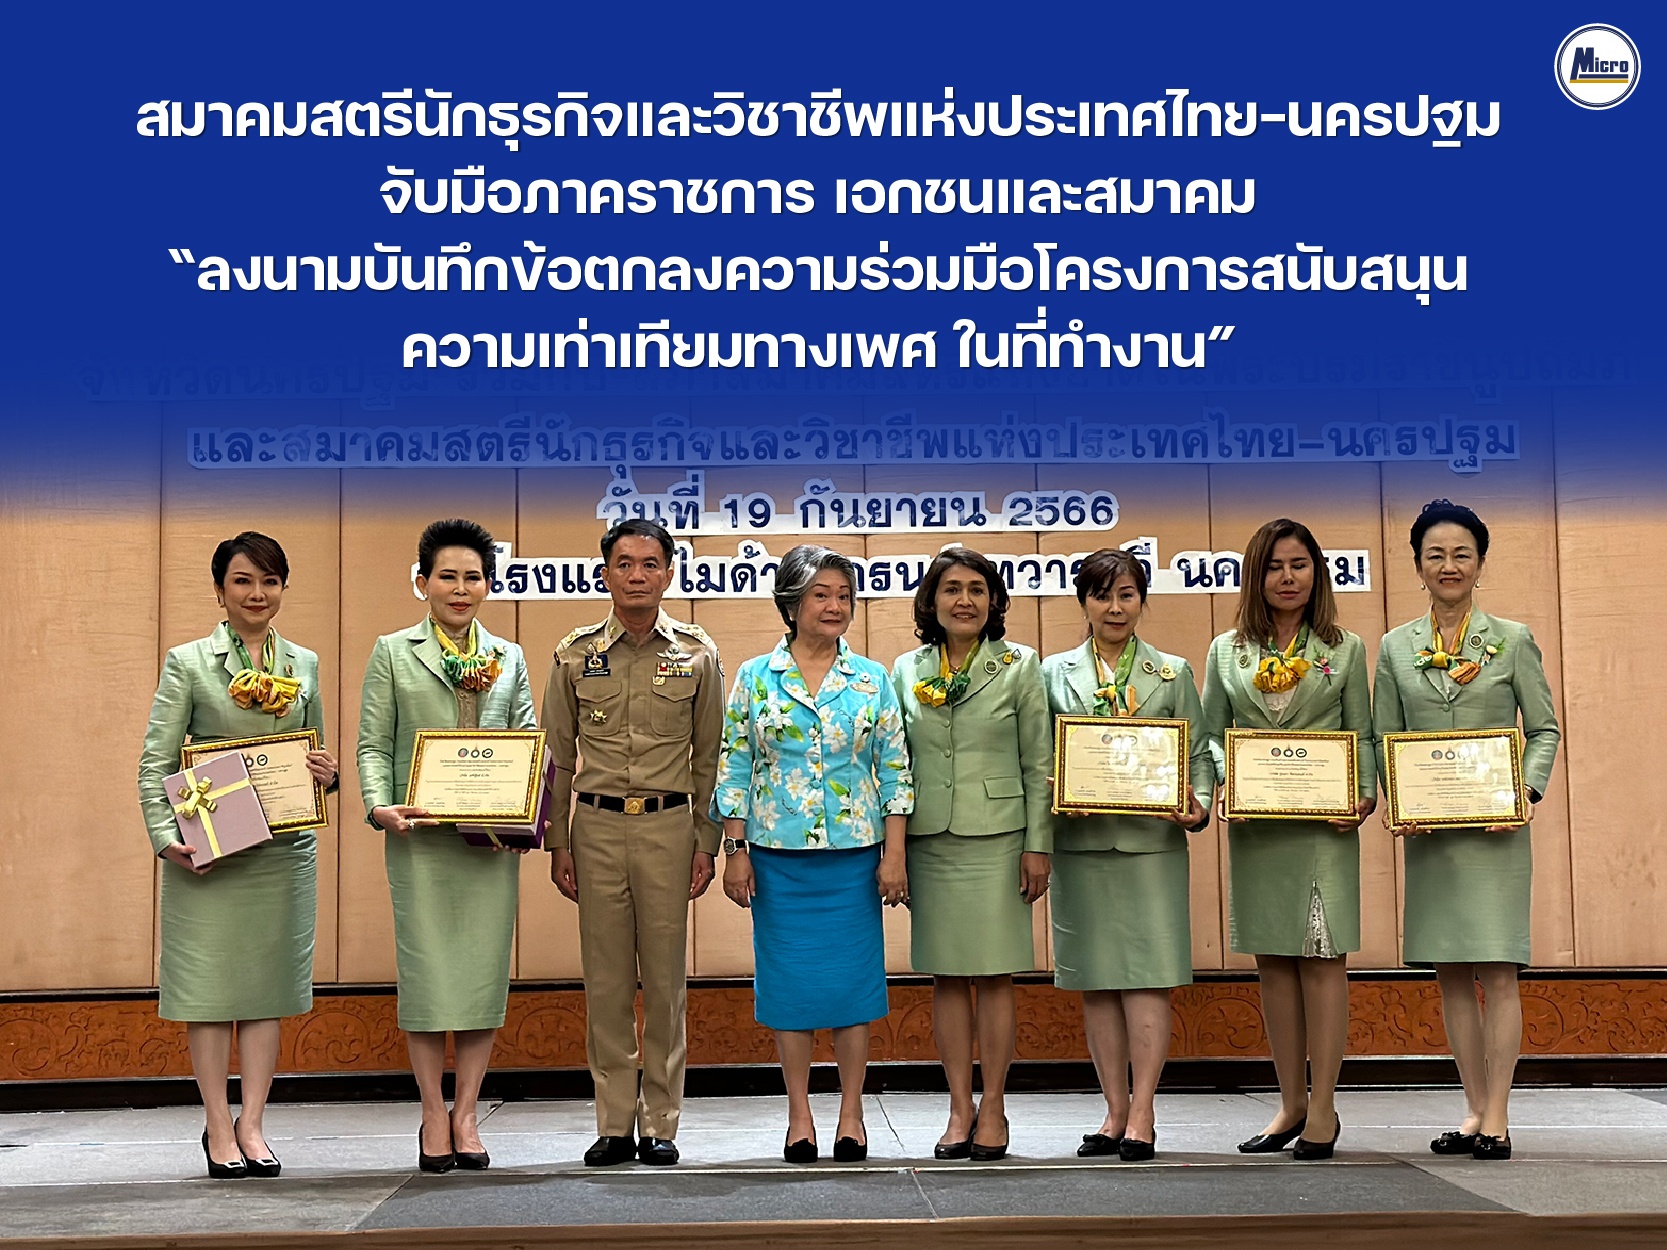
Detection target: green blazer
<box><xmin>891</xmin><ymin>639</ymin><xmax>1053</xmax><ymax>852</ymax></box>
<box><xmin>1200</xmin><ymin>627</ymin><xmax>1377</xmax><ymax>799</ymax></box>
<box><xmin>1041</xmin><ymin>638</ymin><xmax>1214</xmax><ymax>854</ymax></box>
<box><xmin>139</xmin><ymin>623</ymin><xmax>327</xmax><ymax>857</ymax></box>
<box><xmin>1372</xmin><ymin>609</ymin><xmax>1560</xmax><ymax>800</ymax></box>
<box><xmin>356</xmin><ymin>619</ymin><xmax>537</xmax><ymax>825</ymax></box>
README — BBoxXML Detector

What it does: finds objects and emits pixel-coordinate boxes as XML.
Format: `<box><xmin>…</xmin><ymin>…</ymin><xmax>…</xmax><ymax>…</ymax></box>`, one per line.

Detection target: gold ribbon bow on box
<box><xmin>172</xmin><ymin>769</ymin><xmax>254</xmax><ymax>859</ymax></box>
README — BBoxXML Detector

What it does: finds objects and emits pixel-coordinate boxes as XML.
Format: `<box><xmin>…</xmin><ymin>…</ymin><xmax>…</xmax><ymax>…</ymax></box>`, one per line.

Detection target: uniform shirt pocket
<box><xmin>576</xmin><ymin>677</ymin><xmax>625</xmax><ymax>736</ymax></box>
<box><xmin>649</xmin><ymin>678</ymin><xmax>697</xmax><ymax>734</ymax></box>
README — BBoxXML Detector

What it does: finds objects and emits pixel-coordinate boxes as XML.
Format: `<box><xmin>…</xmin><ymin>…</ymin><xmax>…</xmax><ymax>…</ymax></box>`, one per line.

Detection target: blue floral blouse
<box><xmin>713</xmin><ymin>637</ymin><xmax>915</xmax><ymax>850</ymax></box>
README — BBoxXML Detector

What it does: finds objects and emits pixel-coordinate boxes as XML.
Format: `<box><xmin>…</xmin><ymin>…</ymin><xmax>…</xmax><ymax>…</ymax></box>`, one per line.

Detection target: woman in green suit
<box><xmin>357</xmin><ymin>518</ymin><xmax>537</xmax><ymax>1174</ymax></box>
<box><xmin>891</xmin><ymin>547</ymin><xmax>1052</xmax><ymax>1162</ymax></box>
<box><xmin>1375</xmin><ymin>500</ymin><xmax>1559</xmax><ymax>1162</ymax></box>
<box><xmin>1041</xmin><ymin>548</ymin><xmax>1212</xmax><ymax>1162</ymax></box>
<box><xmin>1201</xmin><ymin>518</ymin><xmax>1375</xmax><ymax>1161</ymax></box>
<box><xmin>139</xmin><ymin>532</ymin><xmax>339</xmax><ymax>1179</ymax></box>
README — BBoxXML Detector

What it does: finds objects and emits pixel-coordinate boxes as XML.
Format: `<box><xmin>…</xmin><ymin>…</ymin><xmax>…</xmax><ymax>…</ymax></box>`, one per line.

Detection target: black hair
<box><xmin>212</xmin><ymin>531</ymin><xmax>289</xmax><ymax>587</ymax></box>
<box><xmin>913</xmin><ymin>547</ymin><xmax>1010</xmax><ymax>645</ymax></box>
<box><xmin>418</xmin><ymin>518</ymin><xmax>497</xmax><ymax>580</ymax></box>
<box><xmin>601</xmin><ymin>518</ymin><xmax>675</xmax><ymax>564</ymax></box>
<box><xmin>1410</xmin><ymin>499</ymin><xmax>1490</xmax><ymax>561</ymax></box>
<box><xmin>1074</xmin><ymin>547</ymin><xmax>1148</xmax><ymax>605</ymax></box>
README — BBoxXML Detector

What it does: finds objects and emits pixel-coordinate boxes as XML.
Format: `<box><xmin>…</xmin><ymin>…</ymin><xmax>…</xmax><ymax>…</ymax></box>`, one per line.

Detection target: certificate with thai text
<box><xmin>406</xmin><ymin>729</ymin><xmax>546</xmax><ymax>823</ymax></box>
<box><xmin>182</xmin><ymin>728</ymin><xmax>327</xmax><ymax>834</ymax></box>
<box><xmin>1052</xmin><ymin>716</ymin><xmax>1189</xmax><ymax>816</ymax></box>
<box><xmin>1382</xmin><ymin>728</ymin><xmax>1526</xmax><ymax>829</ymax></box>
<box><xmin>1223</xmin><ymin>729</ymin><xmax>1358</xmax><ymax>821</ymax></box>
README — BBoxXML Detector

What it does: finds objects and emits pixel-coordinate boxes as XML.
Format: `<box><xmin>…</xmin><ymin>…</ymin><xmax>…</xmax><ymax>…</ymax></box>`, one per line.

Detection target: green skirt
<box><xmin>385</xmin><ymin>828</ymin><xmax>519</xmax><ymax>1032</ymax></box>
<box><xmin>1051</xmin><ymin>847</ymin><xmax>1192</xmax><ymax>991</ymax></box>
<box><xmin>1403</xmin><ymin>825</ymin><xmax>1532</xmax><ymax>966</ymax></box>
<box><xmin>906</xmin><ymin>830</ymin><xmax>1036</xmax><ymax>976</ymax></box>
<box><xmin>159</xmin><ymin>831</ymin><xmax>316</xmax><ymax>1022</ymax></box>
<box><xmin>1228</xmin><ymin>821</ymin><xmax>1360</xmax><ymax>957</ymax></box>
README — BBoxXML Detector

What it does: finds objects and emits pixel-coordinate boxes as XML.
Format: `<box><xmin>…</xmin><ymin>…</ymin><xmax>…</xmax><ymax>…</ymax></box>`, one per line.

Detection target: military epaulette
<box><xmin>671</xmin><ymin>620</ymin><xmax>715</xmax><ymax>648</ymax></box>
<box><xmin>557</xmin><ymin>622</ymin><xmax>606</xmax><ymax>653</ymax></box>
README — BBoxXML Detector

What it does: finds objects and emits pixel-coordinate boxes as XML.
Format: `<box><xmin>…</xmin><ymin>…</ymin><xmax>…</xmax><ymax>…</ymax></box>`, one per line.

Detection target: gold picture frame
<box><xmin>1382</xmin><ymin>727</ymin><xmax>1527</xmax><ymax>829</ymax></box>
<box><xmin>1222</xmin><ymin>728</ymin><xmax>1359</xmax><ymax>821</ymax></box>
<box><xmin>181</xmin><ymin>727</ymin><xmax>328</xmax><ymax>834</ymax></box>
<box><xmin>405</xmin><ymin>729</ymin><xmax>546</xmax><ymax>823</ymax></box>
<box><xmin>1051</xmin><ymin>715</ymin><xmax>1190</xmax><ymax>816</ymax></box>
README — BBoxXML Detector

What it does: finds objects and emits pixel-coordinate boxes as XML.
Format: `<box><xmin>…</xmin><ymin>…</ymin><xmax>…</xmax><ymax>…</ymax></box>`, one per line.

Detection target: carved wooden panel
<box><xmin>4</xmin><ymin>978</ymin><xmax>1663</xmax><ymax>1082</ymax></box>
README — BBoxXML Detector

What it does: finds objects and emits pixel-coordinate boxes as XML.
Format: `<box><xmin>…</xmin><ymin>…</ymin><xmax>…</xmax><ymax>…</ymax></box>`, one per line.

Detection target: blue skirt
<box><xmin>750</xmin><ymin>844</ymin><xmax>889</xmax><ymax>1031</ymax></box>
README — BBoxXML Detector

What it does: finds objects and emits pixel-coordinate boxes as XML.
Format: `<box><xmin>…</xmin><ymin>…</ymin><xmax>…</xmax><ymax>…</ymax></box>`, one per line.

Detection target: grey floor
<box><xmin>6</xmin><ymin>1089</ymin><xmax>1667</xmax><ymax>1237</ymax></box>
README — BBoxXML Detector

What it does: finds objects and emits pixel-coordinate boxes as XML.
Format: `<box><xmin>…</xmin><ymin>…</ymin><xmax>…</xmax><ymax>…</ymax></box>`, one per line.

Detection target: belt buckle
<box><xmin>623</xmin><ymin>797</ymin><xmax>645</xmax><ymax>816</ymax></box>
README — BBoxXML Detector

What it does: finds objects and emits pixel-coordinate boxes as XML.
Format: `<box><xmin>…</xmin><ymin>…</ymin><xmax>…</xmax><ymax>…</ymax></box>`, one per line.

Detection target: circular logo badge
<box><xmin>1556</xmin><ymin>25</ymin><xmax>1640</xmax><ymax>109</ymax></box>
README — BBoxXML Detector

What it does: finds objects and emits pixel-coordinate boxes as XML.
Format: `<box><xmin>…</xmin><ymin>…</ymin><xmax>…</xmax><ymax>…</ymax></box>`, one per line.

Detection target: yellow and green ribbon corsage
<box><xmin>914</xmin><ymin>640</ymin><xmax>980</xmax><ymax>707</ymax></box>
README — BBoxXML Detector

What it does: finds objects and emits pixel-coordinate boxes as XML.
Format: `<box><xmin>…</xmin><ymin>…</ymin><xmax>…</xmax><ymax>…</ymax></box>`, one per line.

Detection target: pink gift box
<box><xmin>164</xmin><ymin>753</ymin><xmax>273</xmax><ymax>867</ymax></box>
<box><xmin>457</xmin><ymin>748</ymin><xmax>558</xmax><ymax>850</ymax></box>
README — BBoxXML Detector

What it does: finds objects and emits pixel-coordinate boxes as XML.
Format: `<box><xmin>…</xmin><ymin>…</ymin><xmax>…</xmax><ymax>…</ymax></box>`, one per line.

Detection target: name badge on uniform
<box><xmin>583</xmin><ymin>650</ymin><xmax>611</xmax><ymax>677</ymax></box>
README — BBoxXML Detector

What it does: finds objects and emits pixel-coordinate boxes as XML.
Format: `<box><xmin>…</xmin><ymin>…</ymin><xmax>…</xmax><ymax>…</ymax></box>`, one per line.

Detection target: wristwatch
<box><xmin>722</xmin><ymin>836</ymin><xmax>749</xmax><ymax>856</ymax></box>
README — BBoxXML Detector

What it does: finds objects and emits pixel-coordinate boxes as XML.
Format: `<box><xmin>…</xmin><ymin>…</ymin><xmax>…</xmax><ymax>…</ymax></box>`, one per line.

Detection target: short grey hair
<box><xmin>773</xmin><ymin>544</ymin><xmax>857</xmax><ymax>639</ymax></box>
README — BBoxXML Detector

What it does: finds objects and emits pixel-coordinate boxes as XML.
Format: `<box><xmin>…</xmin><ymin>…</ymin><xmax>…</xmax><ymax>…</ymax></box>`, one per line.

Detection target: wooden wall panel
<box><xmin>1555</xmin><ymin>387</ymin><xmax>1667</xmax><ymax>965</ymax></box>
<box><xmin>0</xmin><ymin>407</ymin><xmax>163</xmax><ymax>991</ymax></box>
<box><xmin>336</xmin><ymin>452</ymin><xmax>518</xmax><ymax>984</ymax></box>
<box><xmin>157</xmin><ymin>403</ymin><xmax>344</xmax><ymax>983</ymax></box>
<box><xmin>1206</xmin><ymin>393</ymin><xmax>1395</xmax><ymax>969</ymax></box>
<box><xmin>1381</xmin><ymin>388</ymin><xmax>1573</xmax><ymax>966</ymax></box>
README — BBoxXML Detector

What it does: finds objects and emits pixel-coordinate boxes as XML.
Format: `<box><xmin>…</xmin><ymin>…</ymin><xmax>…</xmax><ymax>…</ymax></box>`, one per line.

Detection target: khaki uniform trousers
<box><xmin>570</xmin><ymin>803</ymin><xmax>697</xmax><ymax>1139</ymax></box>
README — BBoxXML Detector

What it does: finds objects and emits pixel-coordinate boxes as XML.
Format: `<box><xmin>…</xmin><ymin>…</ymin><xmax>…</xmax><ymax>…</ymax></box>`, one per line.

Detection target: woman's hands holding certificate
<box><xmin>1329</xmin><ymin>797</ymin><xmax>1376</xmax><ymax>831</ymax></box>
<box><xmin>1163</xmin><ymin>793</ymin><xmax>1209</xmax><ymax>830</ymax></box>
<box><xmin>305</xmin><ymin>748</ymin><xmax>339</xmax><ymax>786</ymax></box>
<box><xmin>372</xmin><ymin>805</ymin><xmax>436</xmax><ymax>835</ymax></box>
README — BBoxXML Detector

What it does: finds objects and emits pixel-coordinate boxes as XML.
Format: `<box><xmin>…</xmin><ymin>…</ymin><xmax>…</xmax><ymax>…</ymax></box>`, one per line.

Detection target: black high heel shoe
<box><xmin>1292</xmin><ymin>1115</ymin><xmax>1341</xmax><ymax>1161</ymax></box>
<box><xmin>968</xmin><ymin>1116</ymin><xmax>1008</xmax><ymax>1162</ymax></box>
<box><xmin>201</xmin><ymin>1130</ymin><xmax>247</xmax><ymax>1180</ymax></box>
<box><xmin>833</xmin><ymin>1135</ymin><xmax>867</xmax><ymax>1162</ymax></box>
<box><xmin>417</xmin><ymin>1126</ymin><xmax>456</xmax><ymax>1174</ymax></box>
<box><xmin>1237</xmin><ymin>1116</ymin><xmax>1307</xmax><ymax>1154</ymax></box>
<box><xmin>233</xmin><ymin>1118</ymin><xmax>280</xmax><ymax>1178</ymax></box>
<box><xmin>1118</xmin><ymin>1132</ymin><xmax>1156</xmax><ymax>1162</ymax></box>
<box><xmin>783</xmin><ymin>1133</ymin><xmax>819</xmax><ymax>1164</ymax></box>
<box><xmin>1077</xmin><ymin>1133</ymin><xmax>1122</xmax><ymax>1158</ymax></box>
<box><xmin>935</xmin><ymin>1111</ymin><xmax>977</xmax><ymax>1160</ymax></box>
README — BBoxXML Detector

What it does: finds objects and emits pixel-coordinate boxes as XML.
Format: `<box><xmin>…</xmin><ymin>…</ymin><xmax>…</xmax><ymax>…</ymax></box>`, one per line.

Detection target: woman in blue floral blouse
<box><xmin>715</xmin><ymin>544</ymin><xmax>914</xmax><ymax>1165</ymax></box>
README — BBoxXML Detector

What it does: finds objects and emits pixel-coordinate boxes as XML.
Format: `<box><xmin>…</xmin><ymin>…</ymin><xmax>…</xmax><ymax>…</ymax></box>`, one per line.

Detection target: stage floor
<box><xmin>6</xmin><ymin>1089</ymin><xmax>1667</xmax><ymax>1241</ymax></box>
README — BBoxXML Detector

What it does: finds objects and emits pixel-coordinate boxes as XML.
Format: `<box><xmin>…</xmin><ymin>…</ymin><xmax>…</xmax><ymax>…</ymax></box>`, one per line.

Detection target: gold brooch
<box><xmin>985</xmin><ymin>660</ymin><xmax>999</xmax><ymax>674</ymax></box>
<box><xmin>1142</xmin><ymin>660</ymin><xmax>1157</xmax><ymax>674</ymax></box>
<box><xmin>1159</xmin><ymin>664</ymin><xmax>1176</xmax><ymax>681</ymax></box>
<box><xmin>1469</xmin><ymin>635</ymin><xmax>1483</xmax><ymax>648</ymax></box>
<box><xmin>1002</xmin><ymin>652</ymin><xmax>1014</xmax><ymax>665</ymax></box>
<box><xmin>1237</xmin><ymin>653</ymin><xmax>1251</xmax><ymax>669</ymax></box>
<box><xmin>589</xmin><ymin>708</ymin><xmax>607</xmax><ymax>723</ymax></box>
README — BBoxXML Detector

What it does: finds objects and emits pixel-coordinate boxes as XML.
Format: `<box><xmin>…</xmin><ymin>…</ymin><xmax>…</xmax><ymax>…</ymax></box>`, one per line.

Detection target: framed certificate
<box><xmin>1382</xmin><ymin>728</ymin><xmax>1526</xmax><ymax>829</ymax></box>
<box><xmin>406</xmin><ymin>729</ymin><xmax>547</xmax><ymax>823</ymax></box>
<box><xmin>1052</xmin><ymin>716</ymin><xmax>1189</xmax><ymax>816</ymax></box>
<box><xmin>181</xmin><ymin>728</ymin><xmax>328</xmax><ymax>834</ymax></box>
<box><xmin>1223</xmin><ymin>729</ymin><xmax>1358</xmax><ymax>821</ymax></box>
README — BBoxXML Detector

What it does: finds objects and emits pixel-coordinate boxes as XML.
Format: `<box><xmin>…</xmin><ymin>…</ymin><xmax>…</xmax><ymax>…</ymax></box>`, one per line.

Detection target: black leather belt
<box><xmin>576</xmin><ymin>792</ymin><xmax>689</xmax><ymax>816</ymax></box>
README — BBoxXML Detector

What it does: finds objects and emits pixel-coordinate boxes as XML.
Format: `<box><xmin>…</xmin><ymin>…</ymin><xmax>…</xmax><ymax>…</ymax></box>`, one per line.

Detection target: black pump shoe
<box><xmin>233</xmin><ymin>1118</ymin><xmax>280</xmax><ymax>1178</ymax></box>
<box><xmin>417</xmin><ymin>1127</ymin><xmax>456</xmax><ymax>1174</ymax></box>
<box><xmin>1118</xmin><ymin>1135</ymin><xmax>1156</xmax><ymax>1162</ymax></box>
<box><xmin>833</xmin><ymin>1135</ymin><xmax>867</xmax><ymax>1162</ymax></box>
<box><xmin>783</xmin><ymin>1134</ymin><xmax>819</xmax><ymax>1164</ymax></box>
<box><xmin>969</xmin><ymin>1117</ymin><xmax>1009</xmax><ymax>1162</ymax></box>
<box><xmin>1430</xmin><ymin>1130</ymin><xmax>1479</xmax><ymax>1155</ymax></box>
<box><xmin>1077</xmin><ymin>1133</ymin><xmax>1122</xmax><ymax>1157</ymax></box>
<box><xmin>1292</xmin><ymin>1115</ymin><xmax>1341</xmax><ymax>1161</ymax></box>
<box><xmin>453</xmin><ymin>1148</ymin><xmax>491</xmax><ymax>1170</ymax></box>
<box><xmin>1237</xmin><ymin>1116</ymin><xmax>1307</xmax><ymax>1154</ymax></box>
<box><xmin>201</xmin><ymin>1130</ymin><xmax>247</xmax><ymax>1180</ymax></box>
<box><xmin>1472</xmin><ymin>1133</ymin><xmax>1513</xmax><ymax>1160</ymax></box>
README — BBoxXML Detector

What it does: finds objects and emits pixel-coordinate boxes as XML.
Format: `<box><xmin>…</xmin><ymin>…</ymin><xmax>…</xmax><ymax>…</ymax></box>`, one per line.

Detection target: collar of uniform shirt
<box><xmin>598</xmin><ymin>609</ymin><xmax>678</xmax><ymax>651</ymax></box>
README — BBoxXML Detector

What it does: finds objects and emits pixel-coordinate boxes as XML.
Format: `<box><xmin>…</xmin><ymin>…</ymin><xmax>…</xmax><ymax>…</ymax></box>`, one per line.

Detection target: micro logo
<box><xmin>1556</xmin><ymin>24</ymin><xmax>1640</xmax><ymax>109</ymax></box>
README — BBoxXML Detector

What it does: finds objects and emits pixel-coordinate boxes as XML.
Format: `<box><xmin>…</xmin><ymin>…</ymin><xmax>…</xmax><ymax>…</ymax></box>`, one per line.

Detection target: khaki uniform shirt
<box><xmin>543</xmin><ymin>610</ymin><xmax>723</xmax><ymax>854</ymax></box>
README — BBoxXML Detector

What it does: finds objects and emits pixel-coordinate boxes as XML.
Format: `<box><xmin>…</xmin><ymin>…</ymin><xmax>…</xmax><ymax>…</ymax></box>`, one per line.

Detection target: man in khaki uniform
<box><xmin>543</xmin><ymin>519</ymin><xmax>722</xmax><ymax>1168</ymax></box>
